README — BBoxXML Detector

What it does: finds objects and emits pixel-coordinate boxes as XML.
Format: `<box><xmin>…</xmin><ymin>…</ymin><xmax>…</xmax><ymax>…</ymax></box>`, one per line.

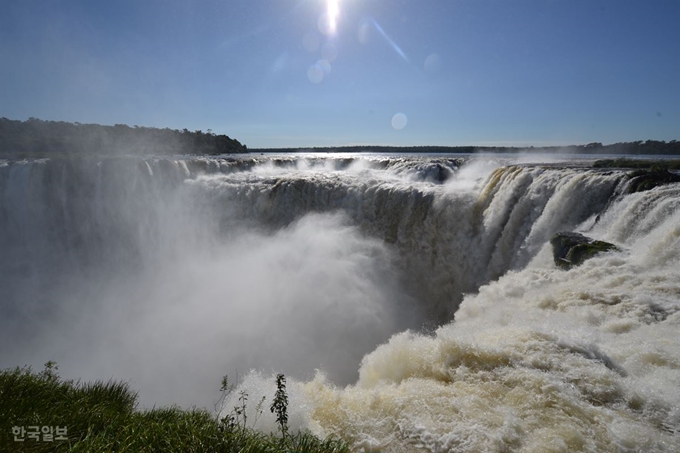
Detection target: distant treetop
<box><xmin>253</xmin><ymin>141</ymin><xmax>680</xmax><ymax>155</ymax></box>
<box><xmin>0</xmin><ymin>118</ymin><xmax>247</xmax><ymax>157</ymax></box>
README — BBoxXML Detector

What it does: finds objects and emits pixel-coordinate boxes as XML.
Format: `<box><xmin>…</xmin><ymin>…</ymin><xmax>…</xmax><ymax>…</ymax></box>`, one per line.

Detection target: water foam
<box><xmin>284</xmin><ymin>170</ymin><xmax>680</xmax><ymax>452</ymax></box>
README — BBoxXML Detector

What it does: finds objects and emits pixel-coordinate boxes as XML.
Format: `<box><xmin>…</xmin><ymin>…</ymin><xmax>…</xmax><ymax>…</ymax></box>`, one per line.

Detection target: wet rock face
<box><xmin>627</xmin><ymin>169</ymin><xmax>680</xmax><ymax>194</ymax></box>
<box><xmin>550</xmin><ymin>232</ymin><xmax>618</xmax><ymax>270</ymax></box>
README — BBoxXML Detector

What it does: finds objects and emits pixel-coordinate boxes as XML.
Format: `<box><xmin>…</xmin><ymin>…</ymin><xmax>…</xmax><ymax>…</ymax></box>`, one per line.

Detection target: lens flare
<box><xmin>371</xmin><ymin>17</ymin><xmax>409</xmax><ymax>63</ymax></box>
<box><xmin>391</xmin><ymin>113</ymin><xmax>408</xmax><ymax>130</ymax></box>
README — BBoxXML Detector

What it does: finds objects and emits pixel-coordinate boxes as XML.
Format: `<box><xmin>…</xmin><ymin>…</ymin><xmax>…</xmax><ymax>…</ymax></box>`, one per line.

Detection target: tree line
<box><xmin>2</xmin><ymin>117</ymin><xmax>678</xmax><ymax>157</ymax></box>
<box><xmin>255</xmin><ymin>141</ymin><xmax>680</xmax><ymax>155</ymax></box>
<box><xmin>0</xmin><ymin>118</ymin><xmax>247</xmax><ymax>157</ymax></box>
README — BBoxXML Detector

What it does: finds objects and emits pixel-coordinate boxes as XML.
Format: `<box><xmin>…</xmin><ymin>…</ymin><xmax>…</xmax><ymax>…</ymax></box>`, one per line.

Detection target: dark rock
<box><xmin>421</xmin><ymin>163</ymin><xmax>452</xmax><ymax>183</ymax></box>
<box><xmin>550</xmin><ymin>232</ymin><xmax>618</xmax><ymax>270</ymax></box>
<box><xmin>627</xmin><ymin>169</ymin><xmax>680</xmax><ymax>194</ymax></box>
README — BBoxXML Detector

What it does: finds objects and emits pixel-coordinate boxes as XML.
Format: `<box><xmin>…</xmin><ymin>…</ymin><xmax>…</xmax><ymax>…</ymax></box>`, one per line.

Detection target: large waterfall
<box><xmin>1</xmin><ymin>154</ymin><xmax>678</xmax><ymax>451</ymax></box>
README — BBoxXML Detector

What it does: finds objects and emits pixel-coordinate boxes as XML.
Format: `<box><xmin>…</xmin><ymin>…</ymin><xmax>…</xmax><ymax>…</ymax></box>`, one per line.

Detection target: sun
<box><xmin>318</xmin><ymin>0</ymin><xmax>349</xmax><ymax>37</ymax></box>
<box><xmin>319</xmin><ymin>0</ymin><xmax>340</xmax><ymax>35</ymax></box>
<box><xmin>326</xmin><ymin>0</ymin><xmax>340</xmax><ymax>34</ymax></box>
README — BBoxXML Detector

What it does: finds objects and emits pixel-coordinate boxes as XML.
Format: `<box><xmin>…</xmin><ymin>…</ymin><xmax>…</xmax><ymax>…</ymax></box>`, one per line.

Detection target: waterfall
<box><xmin>1</xmin><ymin>155</ymin><xmax>678</xmax><ymax>451</ymax></box>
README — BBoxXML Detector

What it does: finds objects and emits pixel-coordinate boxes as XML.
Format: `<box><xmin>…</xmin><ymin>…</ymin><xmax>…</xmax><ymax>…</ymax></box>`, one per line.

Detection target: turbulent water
<box><xmin>1</xmin><ymin>154</ymin><xmax>678</xmax><ymax>452</ymax></box>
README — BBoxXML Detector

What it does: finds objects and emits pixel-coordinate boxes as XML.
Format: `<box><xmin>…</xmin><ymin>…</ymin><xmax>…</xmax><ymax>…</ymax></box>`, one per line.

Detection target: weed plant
<box><xmin>0</xmin><ymin>362</ymin><xmax>349</xmax><ymax>453</ymax></box>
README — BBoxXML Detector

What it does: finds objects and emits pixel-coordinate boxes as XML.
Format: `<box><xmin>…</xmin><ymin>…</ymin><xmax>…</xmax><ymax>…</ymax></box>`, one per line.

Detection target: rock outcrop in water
<box><xmin>550</xmin><ymin>232</ymin><xmax>618</xmax><ymax>270</ymax></box>
<box><xmin>626</xmin><ymin>169</ymin><xmax>680</xmax><ymax>194</ymax></box>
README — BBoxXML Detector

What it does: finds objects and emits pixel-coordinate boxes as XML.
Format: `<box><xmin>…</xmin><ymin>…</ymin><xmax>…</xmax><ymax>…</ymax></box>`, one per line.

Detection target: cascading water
<box><xmin>0</xmin><ymin>154</ymin><xmax>677</xmax><ymax>451</ymax></box>
<box><xmin>289</xmin><ymin>179</ymin><xmax>680</xmax><ymax>453</ymax></box>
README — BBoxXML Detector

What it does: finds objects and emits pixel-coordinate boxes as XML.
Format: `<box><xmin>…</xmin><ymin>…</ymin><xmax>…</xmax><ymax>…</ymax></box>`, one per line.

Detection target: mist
<box><xmin>0</xmin><ymin>158</ymin><xmax>421</xmax><ymax>408</ymax></box>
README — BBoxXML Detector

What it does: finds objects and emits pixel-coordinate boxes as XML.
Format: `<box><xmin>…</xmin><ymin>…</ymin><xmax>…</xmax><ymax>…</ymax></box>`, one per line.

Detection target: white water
<box><xmin>288</xmin><ymin>183</ymin><xmax>680</xmax><ymax>452</ymax></box>
<box><xmin>1</xmin><ymin>155</ymin><xmax>678</xmax><ymax>451</ymax></box>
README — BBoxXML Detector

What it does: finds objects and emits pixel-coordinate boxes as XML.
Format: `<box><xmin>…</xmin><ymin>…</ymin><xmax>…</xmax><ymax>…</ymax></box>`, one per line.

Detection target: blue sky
<box><xmin>1</xmin><ymin>0</ymin><xmax>679</xmax><ymax>148</ymax></box>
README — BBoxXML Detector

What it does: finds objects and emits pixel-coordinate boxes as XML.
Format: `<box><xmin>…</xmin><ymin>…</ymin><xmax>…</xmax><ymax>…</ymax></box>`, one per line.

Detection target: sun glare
<box><xmin>327</xmin><ymin>0</ymin><xmax>340</xmax><ymax>34</ymax></box>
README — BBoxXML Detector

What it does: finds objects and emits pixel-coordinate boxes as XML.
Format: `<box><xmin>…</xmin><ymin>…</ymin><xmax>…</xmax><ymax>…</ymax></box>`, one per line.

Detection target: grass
<box><xmin>0</xmin><ymin>362</ymin><xmax>349</xmax><ymax>453</ymax></box>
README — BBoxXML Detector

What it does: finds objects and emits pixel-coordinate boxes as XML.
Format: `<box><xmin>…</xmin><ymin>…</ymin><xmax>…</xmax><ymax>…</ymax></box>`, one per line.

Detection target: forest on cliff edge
<box><xmin>0</xmin><ymin>117</ymin><xmax>247</xmax><ymax>157</ymax></box>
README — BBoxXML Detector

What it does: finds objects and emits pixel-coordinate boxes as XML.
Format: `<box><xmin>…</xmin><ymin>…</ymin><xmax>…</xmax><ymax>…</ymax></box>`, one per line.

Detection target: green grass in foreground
<box><xmin>0</xmin><ymin>362</ymin><xmax>349</xmax><ymax>453</ymax></box>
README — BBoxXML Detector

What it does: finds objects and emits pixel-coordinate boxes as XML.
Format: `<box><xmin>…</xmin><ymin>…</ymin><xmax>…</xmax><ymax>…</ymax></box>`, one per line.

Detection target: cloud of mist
<box><xmin>443</xmin><ymin>158</ymin><xmax>502</xmax><ymax>192</ymax></box>
<box><xmin>0</xmin><ymin>160</ymin><xmax>420</xmax><ymax>408</ymax></box>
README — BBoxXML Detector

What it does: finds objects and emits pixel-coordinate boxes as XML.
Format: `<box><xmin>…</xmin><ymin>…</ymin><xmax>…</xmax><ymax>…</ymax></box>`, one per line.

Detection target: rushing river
<box><xmin>1</xmin><ymin>154</ymin><xmax>678</xmax><ymax>452</ymax></box>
